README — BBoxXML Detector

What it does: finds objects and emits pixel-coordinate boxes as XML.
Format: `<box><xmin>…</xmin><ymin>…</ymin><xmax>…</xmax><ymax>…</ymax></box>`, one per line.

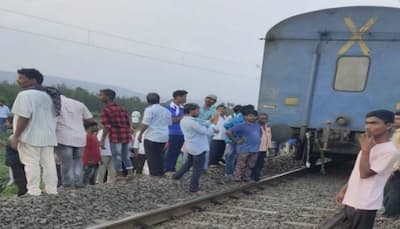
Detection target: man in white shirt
<box><xmin>172</xmin><ymin>103</ymin><xmax>217</xmax><ymax>194</ymax></box>
<box><xmin>11</xmin><ymin>68</ymin><xmax>59</xmax><ymax>196</ymax></box>
<box><xmin>0</xmin><ymin>99</ymin><xmax>10</xmax><ymax>133</ymax></box>
<box><xmin>138</xmin><ymin>93</ymin><xmax>172</xmax><ymax>176</ymax></box>
<box><xmin>55</xmin><ymin>95</ymin><xmax>93</xmax><ymax>188</ymax></box>
<box><xmin>335</xmin><ymin>110</ymin><xmax>398</xmax><ymax>228</ymax></box>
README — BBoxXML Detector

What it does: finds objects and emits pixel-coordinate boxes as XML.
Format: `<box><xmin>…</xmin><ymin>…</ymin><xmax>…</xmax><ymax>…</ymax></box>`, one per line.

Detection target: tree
<box><xmin>0</xmin><ymin>82</ymin><xmax>147</xmax><ymax>115</ymax></box>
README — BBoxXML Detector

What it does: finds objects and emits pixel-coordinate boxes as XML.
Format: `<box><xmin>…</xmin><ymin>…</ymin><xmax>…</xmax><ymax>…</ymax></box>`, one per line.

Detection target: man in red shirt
<box><xmin>98</xmin><ymin>89</ymin><xmax>133</xmax><ymax>180</ymax></box>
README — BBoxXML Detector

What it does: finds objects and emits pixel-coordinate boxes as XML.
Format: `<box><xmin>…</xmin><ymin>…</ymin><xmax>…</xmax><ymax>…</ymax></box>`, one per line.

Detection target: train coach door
<box><xmin>307</xmin><ymin>15</ymin><xmax>399</xmax><ymax>131</ymax></box>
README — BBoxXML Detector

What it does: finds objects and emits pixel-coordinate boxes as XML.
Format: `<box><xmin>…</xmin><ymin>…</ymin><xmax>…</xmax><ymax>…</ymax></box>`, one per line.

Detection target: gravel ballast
<box><xmin>156</xmin><ymin>162</ymin><xmax>400</xmax><ymax>229</ymax></box>
<box><xmin>2</xmin><ymin>155</ymin><xmax>398</xmax><ymax>228</ymax></box>
<box><xmin>0</xmin><ymin>155</ymin><xmax>302</xmax><ymax>228</ymax></box>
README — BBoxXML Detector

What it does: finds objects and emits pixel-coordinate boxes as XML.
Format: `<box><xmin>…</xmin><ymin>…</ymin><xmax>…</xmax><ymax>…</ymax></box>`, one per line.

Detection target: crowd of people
<box><xmin>3</xmin><ymin>68</ymin><xmax>400</xmax><ymax>229</ymax></box>
<box><xmin>3</xmin><ymin>68</ymin><xmax>272</xmax><ymax>198</ymax></box>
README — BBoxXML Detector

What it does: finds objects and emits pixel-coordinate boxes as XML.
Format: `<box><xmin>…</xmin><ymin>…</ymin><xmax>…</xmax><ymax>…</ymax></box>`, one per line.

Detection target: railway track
<box><xmin>89</xmin><ymin>163</ymin><xmax>351</xmax><ymax>229</ymax></box>
<box><xmin>155</xmin><ymin>164</ymin><xmax>348</xmax><ymax>229</ymax></box>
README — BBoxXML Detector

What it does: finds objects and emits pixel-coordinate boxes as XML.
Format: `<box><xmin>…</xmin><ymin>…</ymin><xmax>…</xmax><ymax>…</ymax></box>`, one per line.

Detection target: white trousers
<box><xmin>18</xmin><ymin>142</ymin><xmax>58</xmax><ymax>195</ymax></box>
<box><xmin>96</xmin><ymin>155</ymin><xmax>116</xmax><ymax>184</ymax></box>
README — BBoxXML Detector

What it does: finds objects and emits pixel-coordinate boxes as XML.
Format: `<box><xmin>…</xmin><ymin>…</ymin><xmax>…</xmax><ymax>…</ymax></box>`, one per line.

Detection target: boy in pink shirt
<box><xmin>335</xmin><ymin>110</ymin><xmax>398</xmax><ymax>229</ymax></box>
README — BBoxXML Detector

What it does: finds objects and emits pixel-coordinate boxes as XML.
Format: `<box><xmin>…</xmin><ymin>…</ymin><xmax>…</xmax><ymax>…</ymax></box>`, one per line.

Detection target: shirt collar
<box><xmin>184</xmin><ymin>115</ymin><xmax>196</xmax><ymax>120</ymax></box>
<box><xmin>170</xmin><ymin>101</ymin><xmax>183</xmax><ymax>107</ymax></box>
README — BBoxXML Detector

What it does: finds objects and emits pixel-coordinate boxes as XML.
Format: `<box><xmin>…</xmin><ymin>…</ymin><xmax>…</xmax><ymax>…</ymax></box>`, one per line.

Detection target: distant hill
<box><xmin>0</xmin><ymin>70</ymin><xmax>145</xmax><ymax>99</ymax></box>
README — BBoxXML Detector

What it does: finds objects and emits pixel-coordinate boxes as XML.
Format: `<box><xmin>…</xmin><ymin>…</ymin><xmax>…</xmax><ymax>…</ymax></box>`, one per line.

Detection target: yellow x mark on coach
<box><xmin>337</xmin><ymin>16</ymin><xmax>378</xmax><ymax>56</ymax></box>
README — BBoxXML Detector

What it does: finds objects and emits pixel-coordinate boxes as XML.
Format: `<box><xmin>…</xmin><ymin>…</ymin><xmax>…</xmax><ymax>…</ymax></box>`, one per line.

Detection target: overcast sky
<box><xmin>0</xmin><ymin>0</ymin><xmax>399</xmax><ymax>104</ymax></box>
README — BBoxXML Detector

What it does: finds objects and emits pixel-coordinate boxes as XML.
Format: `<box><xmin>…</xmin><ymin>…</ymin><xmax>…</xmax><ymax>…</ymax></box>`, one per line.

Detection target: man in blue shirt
<box><xmin>226</xmin><ymin>109</ymin><xmax>261</xmax><ymax>182</ymax></box>
<box><xmin>224</xmin><ymin>105</ymin><xmax>257</xmax><ymax>178</ymax></box>
<box><xmin>165</xmin><ymin>90</ymin><xmax>188</xmax><ymax>175</ymax></box>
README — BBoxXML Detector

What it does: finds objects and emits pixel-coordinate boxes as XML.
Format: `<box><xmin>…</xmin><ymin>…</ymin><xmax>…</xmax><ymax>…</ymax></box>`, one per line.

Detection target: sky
<box><xmin>0</xmin><ymin>0</ymin><xmax>399</xmax><ymax>104</ymax></box>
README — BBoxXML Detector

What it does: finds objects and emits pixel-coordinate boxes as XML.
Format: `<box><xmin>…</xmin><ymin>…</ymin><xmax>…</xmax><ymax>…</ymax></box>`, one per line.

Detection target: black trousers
<box><xmin>209</xmin><ymin>140</ymin><xmax>226</xmax><ymax>165</ymax></box>
<box><xmin>144</xmin><ymin>139</ymin><xmax>165</xmax><ymax>176</ymax></box>
<box><xmin>11</xmin><ymin>164</ymin><xmax>27</xmax><ymax>196</ymax></box>
<box><xmin>339</xmin><ymin>205</ymin><xmax>376</xmax><ymax>229</ymax></box>
<box><xmin>83</xmin><ymin>164</ymin><xmax>98</xmax><ymax>185</ymax></box>
<box><xmin>251</xmin><ymin>151</ymin><xmax>266</xmax><ymax>181</ymax></box>
<box><xmin>56</xmin><ymin>164</ymin><xmax>62</xmax><ymax>187</ymax></box>
<box><xmin>383</xmin><ymin>170</ymin><xmax>400</xmax><ymax>217</ymax></box>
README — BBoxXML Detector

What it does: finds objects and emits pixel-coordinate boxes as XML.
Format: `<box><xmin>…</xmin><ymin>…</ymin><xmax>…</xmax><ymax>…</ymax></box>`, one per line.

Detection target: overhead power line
<box><xmin>0</xmin><ymin>25</ymin><xmax>260</xmax><ymax>80</ymax></box>
<box><xmin>0</xmin><ymin>7</ymin><xmax>253</xmax><ymax>66</ymax></box>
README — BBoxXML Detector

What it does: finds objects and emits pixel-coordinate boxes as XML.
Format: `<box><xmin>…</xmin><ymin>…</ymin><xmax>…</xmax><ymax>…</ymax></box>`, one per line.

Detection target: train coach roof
<box><xmin>265</xmin><ymin>6</ymin><xmax>400</xmax><ymax>41</ymax></box>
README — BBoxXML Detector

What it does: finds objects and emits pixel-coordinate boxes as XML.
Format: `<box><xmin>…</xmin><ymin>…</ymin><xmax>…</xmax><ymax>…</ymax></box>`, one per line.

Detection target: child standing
<box><xmin>96</xmin><ymin>129</ymin><xmax>116</xmax><ymax>184</ymax></box>
<box><xmin>132</xmin><ymin>133</ymin><xmax>147</xmax><ymax>175</ymax></box>
<box><xmin>82</xmin><ymin>121</ymin><xmax>101</xmax><ymax>185</ymax></box>
<box><xmin>226</xmin><ymin>109</ymin><xmax>261</xmax><ymax>182</ymax></box>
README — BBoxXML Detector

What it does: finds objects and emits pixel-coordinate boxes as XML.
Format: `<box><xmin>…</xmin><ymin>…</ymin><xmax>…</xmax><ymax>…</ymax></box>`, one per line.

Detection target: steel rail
<box><xmin>88</xmin><ymin>166</ymin><xmax>307</xmax><ymax>229</ymax></box>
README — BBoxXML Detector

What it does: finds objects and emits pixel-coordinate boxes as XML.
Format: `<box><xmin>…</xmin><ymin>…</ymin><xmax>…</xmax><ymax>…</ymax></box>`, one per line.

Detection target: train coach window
<box><xmin>334</xmin><ymin>56</ymin><xmax>370</xmax><ymax>92</ymax></box>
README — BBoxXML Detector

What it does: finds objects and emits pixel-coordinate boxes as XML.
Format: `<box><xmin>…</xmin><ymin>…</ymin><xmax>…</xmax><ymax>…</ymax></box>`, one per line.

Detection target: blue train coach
<box><xmin>258</xmin><ymin>6</ymin><xmax>400</xmax><ymax>169</ymax></box>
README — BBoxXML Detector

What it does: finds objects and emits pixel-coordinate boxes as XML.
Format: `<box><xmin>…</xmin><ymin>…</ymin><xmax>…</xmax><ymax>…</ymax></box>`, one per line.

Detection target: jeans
<box><xmin>224</xmin><ymin>143</ymin><xmax>237</xmax><ymax>175</ymax></box>
<box><xmin>165</xmin><ymin>135</ymin><xmax>184</xmax><ymax>172</ymax></box>
<box><xmin>173</xmin><ymin>152</ymin><xmax>205</xmax><ymax>192</ymax></box>
<box><xmin>144</xmin><ymin>139</ymin><xmax>166</xmax><ymax>176</ymax></box>
<box><xmin>110</xmin><ymin>143</ymin><xmax>133</xmax><ymax>172</ymax></box>
<box><xmin>83</xmin><ymin>164</ymin><xmax>98</xmax><ymax>185</ymax></box>
<box><xmin>251</xmin><ymin>151</ymin><xmax>266</xmax><ymax>181</ymax></box>
<box><xmin>204</xmin><ymin>151</ymin><xmax>210</xmax><ymax>170</ymax></box>
<box><xmin>18</xmin><ymin>143</ymin><xmax>58</xmax><ymax>195</ymax></box>
<box><xmin>55</xmin><ymin>145</ymin><xmax>84</xmax><ymax>187</ymax></box>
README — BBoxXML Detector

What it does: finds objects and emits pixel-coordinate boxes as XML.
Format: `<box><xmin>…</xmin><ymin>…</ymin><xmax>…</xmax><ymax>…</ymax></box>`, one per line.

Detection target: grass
<box><xmin>1</xmin><ymin>185</ymin><xmax>17</xmax><ymax>198</ymax></box>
